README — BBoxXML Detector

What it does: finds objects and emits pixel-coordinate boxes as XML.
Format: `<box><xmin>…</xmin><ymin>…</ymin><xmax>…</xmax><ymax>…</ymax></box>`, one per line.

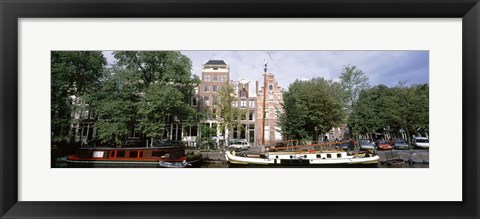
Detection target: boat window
<box><xmin>110</xmin><ymin>151</ymin><xmax>116</xmax><ymax>158</ymax></box>
<box><xmin>116</xmin><ymin>151</ymin><xmax>125</xmax><ymax>158</ymax></box>
<box><xmin>337</xmin><ymin>153</ymin><xmax>342</xmax><ymax>158</ymax></box>
<box><xmin>78</xmin><ymin>150</ymin><xmax>92</xmax><ymax>158</ymax></box>
<box><xmin>139</xmin><ymin>151</ymin><xmax>143</xmax><ymax>158</ymax></box>
<box><xmin>129</xmin><ymin>151</ymin><xmax>138</xmax><ymax>158</ymax></box>
<box><xmin>152</xmin><ymin>151</ymin><xmax>166</xmax><ymax>157</ymax></box>
<box><xmin>316</xmin><ymin>154</ymin><xmax>321</xmax><ymax>159</ymax></box>
<box><xmin>92</xmin><ymin>151</ymin><xmax>104</xmax><ymax>158</ymax></box>
<box><xmin>327</xmin><ymin>154</ymin><xmax>332</xmax><ymax>158</ymax></box>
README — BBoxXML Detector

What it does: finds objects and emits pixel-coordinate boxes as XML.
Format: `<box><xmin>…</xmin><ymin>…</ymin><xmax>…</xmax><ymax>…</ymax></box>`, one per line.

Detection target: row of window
<box><xmin>107</xmin><ymin>150</ymin><xmax>167</xmax><ymax>159</ymax></box>
<box><xmin>204</xmin><ymin>74</ymin><xmax>227</xmax><ymax>82</ymax></box>
<box><xmin>203</xmin><ymin>85</ymin><xmax>228</xmax><ymax>93</ymax></box>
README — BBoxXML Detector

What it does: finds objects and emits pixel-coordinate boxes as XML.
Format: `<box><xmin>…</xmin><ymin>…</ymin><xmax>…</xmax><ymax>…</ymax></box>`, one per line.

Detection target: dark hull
<box><xmin>66</xmin><ymin>159</ymin><xmax>159</xmax><ymax>168</ymax></box>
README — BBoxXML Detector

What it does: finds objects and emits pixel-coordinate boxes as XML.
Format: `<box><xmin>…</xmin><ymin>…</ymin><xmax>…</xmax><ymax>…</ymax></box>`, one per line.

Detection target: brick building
<box><xmin>198</xmin><ymin>60</ymin><xmax>230</xmax><ymax>140</ymax></box>
<box><xmin>255</xmin><ymin>73</ymin><xmax>284</xmax><ymax>144</ymax></box>
<box><xmin>232</xmin><ymin>79</ymin><xmax>257</xmax><ymax>144</ymax></box>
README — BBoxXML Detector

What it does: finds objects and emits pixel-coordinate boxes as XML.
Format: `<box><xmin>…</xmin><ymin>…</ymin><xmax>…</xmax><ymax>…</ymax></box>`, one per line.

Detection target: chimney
<box><xmin>256</xmin><ymin>80</ymin><xmax>259</xmax><ymax>95</ymax></box>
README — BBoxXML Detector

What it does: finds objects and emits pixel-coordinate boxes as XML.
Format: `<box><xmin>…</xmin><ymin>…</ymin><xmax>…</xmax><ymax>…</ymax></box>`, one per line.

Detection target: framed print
<box><xmin>1</xmin><ymin>0</ymin><xmax>479</xmax><ymax>218</ymax></box>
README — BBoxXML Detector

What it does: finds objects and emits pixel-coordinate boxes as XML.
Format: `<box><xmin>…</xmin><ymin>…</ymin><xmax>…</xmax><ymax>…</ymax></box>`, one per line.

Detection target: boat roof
<box><xmin>267</xmin><ymin>150</ymin><xmax>346</xmax><ymax>155</ymax></box>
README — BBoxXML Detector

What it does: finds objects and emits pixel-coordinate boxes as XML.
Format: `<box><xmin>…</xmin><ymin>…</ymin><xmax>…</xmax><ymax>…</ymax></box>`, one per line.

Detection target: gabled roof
<box><xmin>205</xmin><ymin>60</ymin><xmax>227</xmax><ymax>65</ymax></box>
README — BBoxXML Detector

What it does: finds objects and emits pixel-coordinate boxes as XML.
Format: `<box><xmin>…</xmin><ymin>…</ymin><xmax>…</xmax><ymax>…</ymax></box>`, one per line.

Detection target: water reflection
<box><xmin>54</xmin><ymin>160</ymin><xmax>428</xmax><ymax>168</ymax></box>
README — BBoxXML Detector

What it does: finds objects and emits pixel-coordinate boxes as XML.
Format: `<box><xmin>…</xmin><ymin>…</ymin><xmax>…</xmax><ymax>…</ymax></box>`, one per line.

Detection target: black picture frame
<box><xmin>1</xmin><ymin>0</ymin><xmax>479</xmax><ymax>218</ymax></box>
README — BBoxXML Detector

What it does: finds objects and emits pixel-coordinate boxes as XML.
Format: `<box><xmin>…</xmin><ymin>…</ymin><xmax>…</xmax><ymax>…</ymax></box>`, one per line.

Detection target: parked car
<box><xmin>392</xmin><ymin>138</ymin><xmax>409</xmax><ymax>150</ymax></box>
<box><xmin>228</xmin><ymin>139</ymin><xmax>251</xmax><ymax>150</ymax></box>
<box><xmin>412</xmin><ymin>137</ymin><xmax>429</xmax><ymax>149</ymax></box>
<box><xmin>376</xmin><ymin>140</ymin><xmax>393</xmax><ymax>150</ymax></box>
<box><xmin>358</xmin><ymin>139</ymin><xmax>375</xmax><ymax>150</ymax></box>
<box><xmin>335</xmin><ymin>140</ymin><xmax>354</xmax><ymax>151</ymax></box>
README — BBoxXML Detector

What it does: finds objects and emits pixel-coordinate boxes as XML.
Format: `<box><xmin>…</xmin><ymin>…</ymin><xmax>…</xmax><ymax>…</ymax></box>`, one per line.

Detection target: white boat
<box><xmin>225</xmin><ymin>150</ymin><xmax>379</xmax><ymax>165</ymax></box>
<box><xmin>159</xmin><ymin>160</ymin><xmax>189</xmax><ymax>168</ymax></box>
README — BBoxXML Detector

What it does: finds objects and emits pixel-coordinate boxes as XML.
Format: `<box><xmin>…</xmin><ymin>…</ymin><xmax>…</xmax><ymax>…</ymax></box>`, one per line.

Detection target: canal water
<box><xmin>190</xmin><ymin>161</ymin><xmax>428</xmax><ymax>168</ymax></box>
<box><xmin>55</xmin><ymin>160</ymin><xmax>428</xmax><ymax>168</ymax></box>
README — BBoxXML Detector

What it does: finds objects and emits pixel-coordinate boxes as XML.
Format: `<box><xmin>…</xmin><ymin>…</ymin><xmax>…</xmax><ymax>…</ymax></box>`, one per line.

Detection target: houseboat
<box><xmin>225</xmin><ymin>141</ymin><xmax>379</xmax><ymax>165</ymax></box>
<box><xmin>66</xmin><ymin>141</ymin><xmax>186</xmax><ymax>167</ymax></box>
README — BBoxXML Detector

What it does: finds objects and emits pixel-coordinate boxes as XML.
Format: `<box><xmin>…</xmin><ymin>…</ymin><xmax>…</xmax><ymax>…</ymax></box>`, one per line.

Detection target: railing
<box><xmin>267</xmin><ymin>140</ymin><xmax>351</xmax><ymax>151</ymax></box>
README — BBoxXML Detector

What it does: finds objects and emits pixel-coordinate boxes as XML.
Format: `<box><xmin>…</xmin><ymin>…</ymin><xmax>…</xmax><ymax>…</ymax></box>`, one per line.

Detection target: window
<box><xmin>249</xmin><ymin>99</ymin><xmax>255</xmax><ymax>108</ymax></box>
<box><xmin>152</xmin><ymin>151</ymin><xmax>166</xmax><ymax>157</ymax></box>
<box><xmin>212</xmin><ymin>96</ymin><xmax>218</xmax><ymax>106</ymax></box>
<box><xmin>204</xmin><ymin>85</ymin><xmax>210</xmax><ymax>93</ymax></box>
<box><xmin>249</xmin><ymin>110</ymin><xmax>254</xmax><ymax>120</ymax></box>
<box><xmin>240</xmin><ymin>88</ymin><xmax>247</xmax><ymax>97</ymax></box>
<box><xmin>204</xmin><ymin>75</ymin><xmax>210</xmax><ymax>82</ymax></box>
<box><xmin>327</xmin><ymin>154</ymin><xmax>332</xmax><ymax>158</ymax></box>
<box><xmin>264</xmin><ymin>126</ymin><xmax>270</xmax><ymax>140</ymax></box>
<box><xmin>268</xmin><ymin>84</ymin><xmax>273</xmax><ymax>91</ymax></box>
<box><xmin>129</xmin><ymin>151</ymin><xmax>138</xmax><ymax>158</ymax></box>
<box><xmin>275</xmin><ymin>108</ymin><xmax>281</xmax><ymax>118</ymax></box>
<box><xmin>82</xmin><ymin>110</ymin><xmax>89</xmax><ymax>119</ymax></box>
<box><xmin>337</xmin><ymin>153</ymin><xmax>342</xmax><ymax>158</ymax></box>
<box><xmin>265</xmin><ymin>111</ymin><xmax>269</xmax><ymax>118</ymax></box>
<box><xmin>116</xmin><ymin>151</ymin><xmax>125</xmax><ymax>158</ymax></box>
<box><xmin>269</xmin><ymin>94</ymin><xmax>274</xmax><ymax>101</ymax></box>
<box><xmin>212</xmin><ymin>85</ymin><xmax>218</xmax><ymax>93</ymax></box>
<box><xmin>221</xmin><ymin>75</ymin><xmax>226</xmax><ymax>82</ymax></box>
<box><xmin>212</xmin><ymin>109</ymin><xmax>217</xmax><ymax>117</ymax></box>
<box><xmin>89</xmin><ymin>110</ymin><xmax>96</xmax><ymax>119</ymax></box>
<box><xmin>240</xmin><ymin>100</ymin><xmax>246</xmax><ymax>108</ymax></box>
<box><xmin>275</xmin><ymin>130</ymin><xmax>282</xmax><ymax>140</ymax></box>
<box><xmin>277</xmin><ymin>94</ymin><xmax>282</xmax><ymax>102</ymax></box>
<box><xmin>213</xmin><ymin>74</ymin><xmax>218</xmax><ymax>81</ymax></box>
<box><xmin>93</xmin><ymin>151</ymin><xmax>104</xmax><ymax>158</ymax></box>
<box><xmin>204</xmin><ymin>97</ymin><xmax>210</xmax><ymax>106</ymax></box>
<box><xmin>191</xmin><ymin>97</ymin><xmax>197</xmax><ymax>106</ymax></box>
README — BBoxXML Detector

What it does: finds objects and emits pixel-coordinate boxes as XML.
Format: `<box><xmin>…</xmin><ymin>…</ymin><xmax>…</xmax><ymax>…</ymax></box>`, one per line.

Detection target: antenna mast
<box><xmin>261</xmin><ymin>54</ymin><xmax>268</xmax><ymax>145</ymax></box>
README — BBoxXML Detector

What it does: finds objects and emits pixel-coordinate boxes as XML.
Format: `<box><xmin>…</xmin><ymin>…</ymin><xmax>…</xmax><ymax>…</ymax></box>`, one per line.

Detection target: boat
<box><xmin>66</xmin><ymin>141</ymin><xmax>187</xmax><ymax>167</ymax></box>
<box><xmin>159</xmin><ymin>160</ymin><xmax>189</xmax><ymax>168</ymax></box>
<box><xmin>225</xmin><ymin>141</ymin><xmax>379</xmax><ymax>166</ymax></box>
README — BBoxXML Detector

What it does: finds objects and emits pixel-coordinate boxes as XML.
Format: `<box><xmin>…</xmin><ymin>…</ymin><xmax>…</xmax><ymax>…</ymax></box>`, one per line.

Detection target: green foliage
<box><xmin>51</xmin><ymin>51</ymin><xmax>106</xmax><ymax>143</ymax></box>
<box><xmin>88</xmin><ymin>70</ymin><xmax>139</xmax><ymax>144</ymax></box>
<box><xmin>92</xmin><ymin>51</ymin><xmax>199</xmax><ymax>143</ymax></box>
<box><xmin>200</xmin><ymin>124</ymin><xmax>217</xmax><ymax>149</ymax></box>
<box><xmin>350</xmin><ymin>83</ymin><xmax>429</xmax><ymax>142</ymax></box>
<box><xmin>339</xmin><ymin>64</ymin><xmax>370</xmax><ymax>110</ymax></box>
<box><xmin>217</xmin><ymin>83</ymin><xmax>247</xmax><ymax>143</ymax></box>
<box><xmin>339</xmin><ymin>64</ymin><xmax>370</xmax><ymax>138</ymax></box>
<box><xmin>279</xmin><ymin>77</ymin><xmax>346</xmax><ymax>140</ymax></box>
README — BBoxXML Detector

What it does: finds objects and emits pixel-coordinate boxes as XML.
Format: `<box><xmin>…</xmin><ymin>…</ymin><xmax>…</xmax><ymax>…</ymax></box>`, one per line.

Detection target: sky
<box><xmin>103</xmin><ymin>51</ymin><xmax>429</xmax><ymax>91</ymax></box>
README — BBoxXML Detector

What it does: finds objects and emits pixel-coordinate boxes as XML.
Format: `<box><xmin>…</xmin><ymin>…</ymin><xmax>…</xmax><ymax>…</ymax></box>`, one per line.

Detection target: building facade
<box><xmin>198</xmin><ymin>60</ymin><xmax>230</xmax><ymax>143</ymax></box>
<box><xmin>255</xmin><ymin>73</ymin><xmax>284</xmax><ymax>144</ymax></box>
<box><xmin>232</xmin><ymin>79</ymin><xmax>257</xmax><ymax>145</ymax></box>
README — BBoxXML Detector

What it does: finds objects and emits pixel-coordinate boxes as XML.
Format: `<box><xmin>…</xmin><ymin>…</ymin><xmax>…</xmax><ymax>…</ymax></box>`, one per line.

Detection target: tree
<box><xmin>88</xmin><ymin>67</ymin><xmax>139</xmax><ymax>144</ymax></box>
<box><xmin>339</xmin><ymin>65</ymin><xmax>370</xmax><ymax>138</ymax></box>
<box><xmin>389</xmin><ymin>83</ymin><xmax>429</xmax><ymax>145</ymax></box>
<box><xmin>217</xmin><ymin>82</ymin><xmax>247</xmax><ymax>147</ymax></box>
<box><xmin>350</xmin><ymin>83</ymin><xmax>429</xmax><ymax>145</ymax></box>
<box><xmin>349</xmin><ymin>85</ymin><xmax>395</xmax><ymax>140</ymax></box>
<box><xmin>92</xmin><ymin>51</ymin><xmax>199</xmax><ymax>144</ymax></box>
<box><xmin>279</xmin><ymin>77</ymin><xmax>346</xmax><ymax>141</ymax></box>
<box><xmin>51</xmin><ymin>51</ymin><xmax>106</xmax><ymax>143</ymax></box>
